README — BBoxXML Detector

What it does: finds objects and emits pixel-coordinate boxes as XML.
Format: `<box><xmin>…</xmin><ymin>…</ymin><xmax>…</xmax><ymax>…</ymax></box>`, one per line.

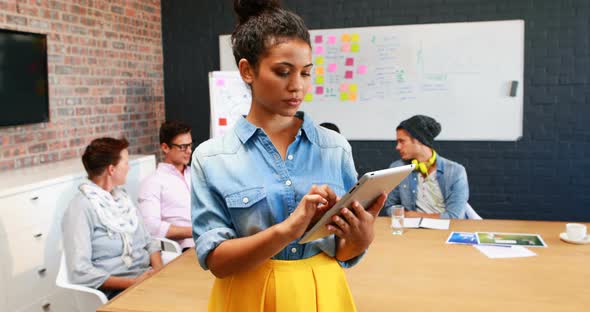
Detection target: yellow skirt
<box><xmin>207</xmin><ymin>252</ymin><xmax>356</xmax><ymax>312</ymax></box>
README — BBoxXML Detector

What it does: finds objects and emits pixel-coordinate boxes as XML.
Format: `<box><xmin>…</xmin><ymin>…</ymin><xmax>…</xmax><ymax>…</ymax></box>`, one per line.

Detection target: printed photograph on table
<box><xmin>446</xmin><ymin>232</ymin><xmax>478</xmax><ymax>245</ymax></box>
<box><xmin>476</xmin><ymin>232</ymin><xmax>547</xmax><ymax>248</ymax></box>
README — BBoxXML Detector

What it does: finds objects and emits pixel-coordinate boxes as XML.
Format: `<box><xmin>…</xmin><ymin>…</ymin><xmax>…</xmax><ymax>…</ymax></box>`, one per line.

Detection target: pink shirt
<box><xmin>138</xmin><ymin>163</ymin><xmax>194</xmax><ymax>248</ymax></box>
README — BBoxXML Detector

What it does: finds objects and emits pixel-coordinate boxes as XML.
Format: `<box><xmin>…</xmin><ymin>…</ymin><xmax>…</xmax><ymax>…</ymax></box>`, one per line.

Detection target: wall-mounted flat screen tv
<box><xmin>0</xmin><ymin>29</ymin><xmax>49</xmax><ymax>127</ymax></box>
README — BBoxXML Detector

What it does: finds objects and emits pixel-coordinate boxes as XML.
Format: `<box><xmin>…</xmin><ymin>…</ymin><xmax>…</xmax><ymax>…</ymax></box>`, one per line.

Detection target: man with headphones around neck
<box><xmin>380</xmin><ymin>115</ymin><xmax>470</xmax><ymax>219</ymax></box>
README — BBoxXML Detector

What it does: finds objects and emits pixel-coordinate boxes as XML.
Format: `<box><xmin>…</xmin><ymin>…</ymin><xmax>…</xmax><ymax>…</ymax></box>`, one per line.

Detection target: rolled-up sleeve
<box><xmin>191</xmin><ymin>154</ymin><xmax>237</xmax><ymax>270</ymax></box>
<box><xmin>138</xmin><ymin>177</ymin><xmax>171</xmax><ymax>238</ymax></box>
<box><xmin>61</xmin><ymin>197</ymin><xmax>110</xmax><ymax>289</ymax></box>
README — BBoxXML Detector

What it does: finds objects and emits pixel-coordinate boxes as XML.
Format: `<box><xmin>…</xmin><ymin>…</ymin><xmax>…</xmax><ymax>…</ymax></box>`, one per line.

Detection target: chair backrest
<box><xmin>56</xmin><ymin>254</ymin><xmax>108</xmax><ymax>310</ymax></box>
<box><xmin>158</xmin><ymin>237</ymin><xmax>182</xmax><ymax>254</ymax></box>
<box><xmin>465</xmin><ymin>203</ymin><xmax>483</xmax><ymax>220</ymax></box>
<box><xmin>55</xmin><ymin>238</ymin><xmax>180</xmax><ymax>311</ymax></box>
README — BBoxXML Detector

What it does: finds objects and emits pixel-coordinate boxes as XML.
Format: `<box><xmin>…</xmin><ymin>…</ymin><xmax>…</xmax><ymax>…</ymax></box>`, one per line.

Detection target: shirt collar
<box><xmin>157</xmin><ymin>162</ymin><xmax>188</xmax><ymax>175</ymax></box>
<box><xmin>235</xmin><ymin>117</ymin><xmax>258</xmax><ymax>144</ymax></box>
<box><xmin>298</xmin><ymin>111</ymin><xmax>319</xmax><ymax>145</ymax></box>
<box><xmin>234</xmin><ymin>111</ymin><xmax>320</xmax><ymax>146</ymax></box>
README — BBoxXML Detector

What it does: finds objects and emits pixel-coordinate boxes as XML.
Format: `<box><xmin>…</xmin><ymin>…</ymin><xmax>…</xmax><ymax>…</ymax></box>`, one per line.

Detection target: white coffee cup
<box><xmin>566</xmin><ymin>223</ymin><xmax>587</xmax><ymax>241</ymax></box>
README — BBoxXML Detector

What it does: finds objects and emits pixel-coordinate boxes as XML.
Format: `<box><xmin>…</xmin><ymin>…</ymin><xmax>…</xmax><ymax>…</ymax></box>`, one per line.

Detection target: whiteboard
<box><xmin>208</xmin><ymin>71</ymin><xmax>251</xmax><ymax>138</ymax></box>
<box><xmin>218</xmin><ymin>20</ymin><xmax>524</xmax><ymax>141</ymax></box>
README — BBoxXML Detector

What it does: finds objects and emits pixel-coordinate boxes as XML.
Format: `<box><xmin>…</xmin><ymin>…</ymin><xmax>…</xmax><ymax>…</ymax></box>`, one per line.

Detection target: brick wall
<box><xmin>162</xmin><ymin>0</ymin><xmax>590</xmax><ymax>221</ymax></box>
<box><xmin>0</xmin><ymin>0</ymin><xmax>165</xmax><ymax>172</ymax></box>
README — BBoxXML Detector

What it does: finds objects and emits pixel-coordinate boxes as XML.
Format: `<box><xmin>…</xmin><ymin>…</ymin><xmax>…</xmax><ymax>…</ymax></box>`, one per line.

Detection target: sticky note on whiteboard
<box><xmin>357</xmin><ymin>65</ymin><xmax>368</xmax><ymax>74</ymax></box>
<box><xmin>315</xmin><ymin>45</ymin><xmax>324</xmax><ymax>54</ymax></box>
<box><xmin>341</xmin><ymin>43</ymin><xmax>351</xmax><ymax>53</ymax></box>
<box><xmin>328</xmin><ymin>63</ymin><xmax>337</xmax><ymax>72</ymax></box>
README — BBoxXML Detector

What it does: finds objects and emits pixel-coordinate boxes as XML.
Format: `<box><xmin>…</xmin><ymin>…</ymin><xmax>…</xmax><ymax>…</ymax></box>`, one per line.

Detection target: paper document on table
<box><xmin>419</xmin><ymin>218</ymin><xmax>450</xmax><ymax>230</ymax></box>
<box><xmin>474</xmin><ymin>245</ymin><xmax>537</xmax><ymax>259</ymax></box>
<box><xmin>402</xmin><ymin>217</ymin><xmax>449</xmax><ymax>230</ymax></box>
<box><xmin>403</xmin><ymin>218</ymin><xmax>421</xmax><ymax>228</ymax></box>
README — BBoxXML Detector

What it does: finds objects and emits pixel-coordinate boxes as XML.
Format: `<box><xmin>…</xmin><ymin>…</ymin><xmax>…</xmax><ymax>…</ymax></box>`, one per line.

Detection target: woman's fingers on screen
<box><xmin>321</xmin><ymin>184</ymin><xmax>338</xmax><ymax>205</ymax></box>
<box><xmin>309</xmin><ymin>184</ymin><xmax>337</xmax><ymax>205</ymax></box>
<box><xmin>308</xmin><ymin>184</ymin><xmax>320</xmax><ymax>196</ymax></box>
<box><xmin>303</xmin><ymin>194</ymin><xmax>328</xmax><ymax>207</ymax></box>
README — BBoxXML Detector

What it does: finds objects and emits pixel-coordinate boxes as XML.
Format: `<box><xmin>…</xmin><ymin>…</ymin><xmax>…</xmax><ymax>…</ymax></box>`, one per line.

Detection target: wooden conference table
<box><xmin>99</xmin><ymin>219</ymin><xmax>590</xmax><ymax>312</ymax></box>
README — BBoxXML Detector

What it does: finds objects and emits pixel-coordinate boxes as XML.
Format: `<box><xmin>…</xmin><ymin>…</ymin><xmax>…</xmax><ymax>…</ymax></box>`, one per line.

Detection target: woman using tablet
<box><xmin>191</xmin><ymin>1</ymin><xmax>386</xmax><ymax>311</ymax></box>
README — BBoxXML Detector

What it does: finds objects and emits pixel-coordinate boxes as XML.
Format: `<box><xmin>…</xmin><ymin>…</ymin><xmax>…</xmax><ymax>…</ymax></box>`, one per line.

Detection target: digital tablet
<box><xmin>298</xmin><ymin>164</ymin><xmax>415</xmax><ymax>244</ymax></box>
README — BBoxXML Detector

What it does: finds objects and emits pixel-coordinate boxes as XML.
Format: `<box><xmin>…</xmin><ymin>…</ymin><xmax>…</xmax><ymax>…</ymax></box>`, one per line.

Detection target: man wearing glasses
<box><xmin>138</xmin><ymin>121</ymin><xmax>195</xmax><ymax>250</ymax></box>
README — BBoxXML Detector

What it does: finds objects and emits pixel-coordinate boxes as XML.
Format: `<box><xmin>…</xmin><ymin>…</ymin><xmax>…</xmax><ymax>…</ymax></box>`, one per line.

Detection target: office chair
<box><xmin>56</xmin><ymin>237</ymin><xmax>182</xmax><ymax>311</ymax></box>
<box><xmin>465</xmin><ymin>203</ymin><xmax>483</xmax><ymax>220</ymax></box>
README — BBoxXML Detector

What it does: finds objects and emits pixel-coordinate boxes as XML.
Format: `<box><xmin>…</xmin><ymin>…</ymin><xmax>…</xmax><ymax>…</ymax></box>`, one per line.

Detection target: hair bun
<box><xmin>234</xmin><ymin>0</ymin><xmax>280</xmax><ymax>24</ymax></box>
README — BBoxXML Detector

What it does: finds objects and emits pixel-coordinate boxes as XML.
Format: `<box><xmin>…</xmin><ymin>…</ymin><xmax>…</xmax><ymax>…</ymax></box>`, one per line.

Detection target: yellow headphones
<box><xmin>411</xmin><ymin>150</ymin><xmax>437</xmax><ymax>176</ymax></box>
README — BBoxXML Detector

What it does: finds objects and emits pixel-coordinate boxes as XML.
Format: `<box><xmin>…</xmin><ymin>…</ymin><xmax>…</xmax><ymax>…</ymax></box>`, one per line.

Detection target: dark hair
<box><xmin>320</xmin><ymin>122</ymin><xmax>340</xmax><ymax>133</ymax></box>
<box><xmin>159</xmin><ymin>120</ymin><xmax>192</xmax><ymax>145</ymax></box>
<box><xmin>231</xmin><ymin>0</ymin><xmax>310</xmax><ymax>70</ymax></box>
<box><xmin>82</xmin><ymin>137</ymin><xmax>129</xmax><ymax>179</ymax></box>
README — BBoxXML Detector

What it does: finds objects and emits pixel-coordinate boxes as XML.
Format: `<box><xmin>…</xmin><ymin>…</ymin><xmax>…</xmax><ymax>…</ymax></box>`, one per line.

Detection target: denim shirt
<box><xmin>191</xmin><ymin>112</ymin><xmax>362</xmax><ymax>270</ymax></box>
<box><xmin>383</xmin><ymin>155</ymin><xmax>469</xmax><ymax>219</ymax></box>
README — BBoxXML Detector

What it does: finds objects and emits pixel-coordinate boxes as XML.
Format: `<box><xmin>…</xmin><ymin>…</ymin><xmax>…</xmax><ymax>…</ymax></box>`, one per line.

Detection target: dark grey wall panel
<box><xmin>161</xmin><ymin>0</ymin><xmax>590</xmax><ymax>221</ymax></box>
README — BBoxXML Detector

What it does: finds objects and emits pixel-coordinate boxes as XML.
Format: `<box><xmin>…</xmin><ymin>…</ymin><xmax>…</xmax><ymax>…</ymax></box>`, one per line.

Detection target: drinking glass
<box><xmin>391</xmin><ymin>205</ymin><xmax>405</xmax><ymax>235</ymax></box>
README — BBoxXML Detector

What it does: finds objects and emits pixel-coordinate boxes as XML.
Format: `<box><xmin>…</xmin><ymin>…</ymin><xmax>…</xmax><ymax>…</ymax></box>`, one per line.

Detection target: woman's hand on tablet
<box><xmin>284</xmin><ymin>185</ymin><xmax>335</xmax><ymax>239</ymax></box>
<box><xmin>328</xmin><ymin>192</ymin><xmax>387</xmax><ymax>261</ymax></box>
<box><xmin>308</xmin><ymin>184</ymin><xmax>339</xmax><ymax>226</ymax></box>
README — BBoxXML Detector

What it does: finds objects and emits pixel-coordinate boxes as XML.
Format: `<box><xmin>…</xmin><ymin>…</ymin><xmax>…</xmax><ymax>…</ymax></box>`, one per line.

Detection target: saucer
<box><xmin>559</xmin><ymin>232</ymin><xmax>590</xmax><ymax>245</ymax></box>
